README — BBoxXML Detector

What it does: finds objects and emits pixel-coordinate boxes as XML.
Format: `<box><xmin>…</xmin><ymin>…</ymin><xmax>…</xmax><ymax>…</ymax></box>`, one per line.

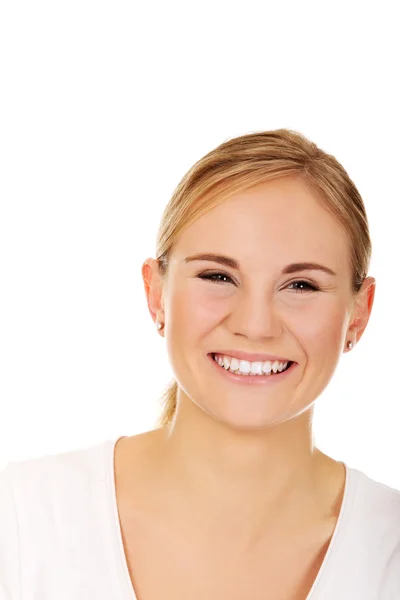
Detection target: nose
<box><xmin>228</xmin><ymin>287</ymin><xmax>284</xmax><ymax>341</ymax></box>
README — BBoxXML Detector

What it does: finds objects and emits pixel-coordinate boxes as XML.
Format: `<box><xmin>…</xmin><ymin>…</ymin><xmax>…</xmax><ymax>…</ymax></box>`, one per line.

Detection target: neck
<box><xmin>149</xmin><ymin>394</ymin><xmax>341</xmax><ymax>544</ymax></box>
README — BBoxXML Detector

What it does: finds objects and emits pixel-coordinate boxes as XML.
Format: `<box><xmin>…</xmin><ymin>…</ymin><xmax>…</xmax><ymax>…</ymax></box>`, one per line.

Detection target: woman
<box><xmin>1</xmin><ymin>129</ymin><xmax>399</xmax><ymax>599</ymax></box>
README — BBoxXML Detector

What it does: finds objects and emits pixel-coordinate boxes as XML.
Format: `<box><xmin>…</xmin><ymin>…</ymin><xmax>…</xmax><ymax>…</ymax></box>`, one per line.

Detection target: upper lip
<box><xmin>211</xmin><ymin>350</ymin><xmax>294</xmax><ymax>363</ymax></box>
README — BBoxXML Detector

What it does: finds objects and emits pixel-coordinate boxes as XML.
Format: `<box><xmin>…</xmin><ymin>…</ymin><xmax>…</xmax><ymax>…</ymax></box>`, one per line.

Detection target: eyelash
<box><xmin>197</xmin><ymin>272</ymin><xmax>320</xmax><ymax>293</ymax></box>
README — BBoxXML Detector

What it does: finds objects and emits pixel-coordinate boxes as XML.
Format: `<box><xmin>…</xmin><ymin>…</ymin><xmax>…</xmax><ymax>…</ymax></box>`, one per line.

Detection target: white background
<box><xmin>0</xmin><ymin>1</ymin><xmax>399</xmax><ymax>487</ymax></box>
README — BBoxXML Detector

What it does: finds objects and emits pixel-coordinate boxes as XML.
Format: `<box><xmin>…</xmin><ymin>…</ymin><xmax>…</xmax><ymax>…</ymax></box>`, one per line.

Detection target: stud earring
<box><xmin>156</xmin><ymin>321</ymin><xmax>164</xmax><ymax>331</ymax></box>
<box><xmin>347</xmin><ymin>341</ymin><xmax>353</xmax><ymax>349</ymax></box>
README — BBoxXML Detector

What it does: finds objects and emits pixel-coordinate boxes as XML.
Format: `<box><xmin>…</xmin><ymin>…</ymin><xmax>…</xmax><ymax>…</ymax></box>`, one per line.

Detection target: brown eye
<box><xmin>197</xmin><ymin>272</ymin><xmax>234</xmax><ymax>285</ymax></box>
<box><xmin>287</xmin><ymin>280</ymin><xmax>319</xmax><ymax>293</ymax></box>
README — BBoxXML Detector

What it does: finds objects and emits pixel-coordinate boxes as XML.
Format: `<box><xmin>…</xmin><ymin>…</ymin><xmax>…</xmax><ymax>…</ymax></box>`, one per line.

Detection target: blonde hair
<box><xmin>153</xmin><ymin>128</ymin><xmax>372</xmax><ymax>428</ymax></box>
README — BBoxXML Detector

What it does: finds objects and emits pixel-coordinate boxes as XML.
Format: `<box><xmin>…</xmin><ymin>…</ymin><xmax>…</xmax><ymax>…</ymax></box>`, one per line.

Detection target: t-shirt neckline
<box><xmin>104</xmin><ymin>435</ymin><xmax>358</xmax><ymax>600</ymax></box>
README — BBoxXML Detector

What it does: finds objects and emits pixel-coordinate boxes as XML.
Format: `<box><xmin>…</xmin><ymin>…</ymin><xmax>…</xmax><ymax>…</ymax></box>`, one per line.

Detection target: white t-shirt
<box><xmin>0</xmin><ymin>436</ymin><xmax>400</xmax><ymax>599</ymax></box>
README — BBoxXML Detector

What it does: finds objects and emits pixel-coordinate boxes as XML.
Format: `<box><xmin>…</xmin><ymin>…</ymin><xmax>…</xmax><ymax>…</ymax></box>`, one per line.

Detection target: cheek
<box><xmin>296</xmin><ymin>302</ymin><xmax>348</xmax><ymax>355</ymax></box>
<box><xmin>167</xmin><ymin>286</ymin><xmax>222</xmax><ymax>344</ymax></box>
<box><xmin>165</xmin><ymin>286</ymin><xmax>221</xmax><ymax>377</ymax></box>
<box><xmin>172</xmin><ymin>285</ymin><xmax>226</xmax><ymax>328</ymax></box>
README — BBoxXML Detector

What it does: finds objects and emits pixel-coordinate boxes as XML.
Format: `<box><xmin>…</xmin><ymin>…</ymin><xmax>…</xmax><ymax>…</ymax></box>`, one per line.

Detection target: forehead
<box><xmin>172</xmin><ymin>177</ymin><xmax>350</xmax><ymax>271</ymax></box>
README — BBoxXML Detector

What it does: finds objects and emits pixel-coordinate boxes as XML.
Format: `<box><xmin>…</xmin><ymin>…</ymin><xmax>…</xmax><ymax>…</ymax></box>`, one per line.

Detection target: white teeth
<box><xmin>250</xmin><ymin>362</ymin><xmax>263</xmax><ymax>375</ymax></box>
<box><xmin>230</xmin><ymin>357</ymin><xmax>240</xmax><ymax>371</ymax></box>
<box><xmin>262</xmin><ymin>361</ymin><xmax>272</xmax><ymax>374</ymax></box>
<box><xmin>213</xmin><ymin>354</ymin><xmax>289</xmax><ymax>376</ymax></box>
<box><xmin>239</xmin><ymin>360</ymin><xmax>251</xmax><ymax>374</ymax></box>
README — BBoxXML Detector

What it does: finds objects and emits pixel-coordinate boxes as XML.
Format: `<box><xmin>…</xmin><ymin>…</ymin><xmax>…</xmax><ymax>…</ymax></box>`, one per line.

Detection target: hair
<box><xmin>153</xmin><ymin>128</ymin><xmax>372</xmax><ymax>429</ymax></box>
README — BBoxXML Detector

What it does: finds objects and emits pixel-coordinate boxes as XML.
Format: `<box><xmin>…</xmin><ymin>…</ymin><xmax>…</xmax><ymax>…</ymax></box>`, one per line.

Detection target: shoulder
<box><xmin>0</xmin><ymin>438</ymin><xmax>117</xmax><ymax>592</ymax></box>
<box><xmin>3</xmin><ymin>438</ymin><xmax>110</xmax><ymax>494</ymax></box>
<box><xmin>354</xmin><ymin>471</ymin><xmax>400</xmax><ymax>592</ymax></box>
<box><xmin>352</xmin><ymin>467</ymin><xmax>400</xmax><ymax>512</ymax></box>
<box><xmin>0</xmin><ymin>438</ymin><xmax>123</xmax><ymax>596</ymax></box>
<box><xmin>0</xmin><ymin>437</ymin><xmax>116</xmax><ymax>532</ymax></box>
<box><xmin>348</xmin><ymin>465</ymin><xmax>400</xmax><ymax>544</ymax></box>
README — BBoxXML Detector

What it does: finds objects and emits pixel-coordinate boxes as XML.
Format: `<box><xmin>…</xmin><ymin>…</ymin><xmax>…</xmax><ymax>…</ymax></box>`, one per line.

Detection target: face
<box><xmin>143</xmin><ymin>177</ymin><xmax>375</xmax><ymax>430</ymax></box>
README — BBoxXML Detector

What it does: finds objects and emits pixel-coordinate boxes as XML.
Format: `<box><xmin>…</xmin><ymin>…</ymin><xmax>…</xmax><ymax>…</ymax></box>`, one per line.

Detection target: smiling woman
<box><xmin>151</xmin><ymin>129</ymin><xmax>372</xmax><ymax>429</ymax></box>
<box><xmin>1</xmin><ymin>129</ymin><xmax>399</xmax><ymax>600</ymax></box>
<box><xmin>137</xmin><ymin>129</ymin><xmax>399</xmax><ymax>598</ymax></box>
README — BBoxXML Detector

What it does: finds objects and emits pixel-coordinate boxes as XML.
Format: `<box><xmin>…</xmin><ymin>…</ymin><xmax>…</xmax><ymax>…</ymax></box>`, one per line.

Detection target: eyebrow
<box><xmin>184</xmin><ymin>253</ymin><xmax>337</xmax><ymax>277</ymax></box>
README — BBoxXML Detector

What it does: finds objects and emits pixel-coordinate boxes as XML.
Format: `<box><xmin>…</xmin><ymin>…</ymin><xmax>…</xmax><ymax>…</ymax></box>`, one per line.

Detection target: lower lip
<box><xmin>208</xmin><ymin>354</ymin><xmax>297</xmax><ymax>385</ymax></box>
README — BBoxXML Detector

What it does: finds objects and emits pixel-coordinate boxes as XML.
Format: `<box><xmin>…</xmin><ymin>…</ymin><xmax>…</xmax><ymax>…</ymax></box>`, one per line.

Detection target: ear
<box><xmin>141</xmin><ymin>258</ymin><xmax>165</xmax><ymax>330</ymax></box>
<box><xmin>347</xmin><ymin>276</ymin><xmax>376</xmax><ymax>344</ymax></box>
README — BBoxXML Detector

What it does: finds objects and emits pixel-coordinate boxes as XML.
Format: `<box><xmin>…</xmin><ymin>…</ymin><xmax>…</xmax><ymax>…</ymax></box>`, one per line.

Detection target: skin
<box><xmin>137</xmin><ymin>175</ymin><xmax>375</xmax><ymax>554</ymax></box>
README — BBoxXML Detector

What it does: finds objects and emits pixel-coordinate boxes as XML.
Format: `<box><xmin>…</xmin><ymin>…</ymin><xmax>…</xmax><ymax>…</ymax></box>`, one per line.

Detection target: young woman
<box><xmin>1</xmin><ymin>129</ymin><xmax>399</xmax><ymax>599</ymax></box>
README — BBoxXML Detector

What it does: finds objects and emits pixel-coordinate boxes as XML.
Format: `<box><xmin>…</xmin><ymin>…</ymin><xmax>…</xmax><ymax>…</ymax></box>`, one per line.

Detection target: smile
<box><xmin>208</xmin><ymin>353</ymin><xmax>297</xmax><ymax>385</ymax></box>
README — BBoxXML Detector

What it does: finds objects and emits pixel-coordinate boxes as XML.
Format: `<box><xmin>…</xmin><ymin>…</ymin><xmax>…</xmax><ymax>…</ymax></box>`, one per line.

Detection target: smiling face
<box><xmin>144</xmin><ymin>176</ymin><xmax>374</xmax><ymax>430</ymax></box>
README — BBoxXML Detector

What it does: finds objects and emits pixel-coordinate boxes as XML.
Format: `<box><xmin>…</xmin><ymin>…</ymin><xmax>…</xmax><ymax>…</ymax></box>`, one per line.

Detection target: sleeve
<box><xmin>0</xmin><ymin>464</ymin><xmax>21</xmax><ymax>600</ymax></box>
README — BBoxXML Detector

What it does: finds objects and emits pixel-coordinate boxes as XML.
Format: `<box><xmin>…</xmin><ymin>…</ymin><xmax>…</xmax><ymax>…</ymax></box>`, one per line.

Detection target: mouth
<box><xmin>208</xmin><ymin>352</ymin><xmax>297</xmax><ymax>383</ymax></box>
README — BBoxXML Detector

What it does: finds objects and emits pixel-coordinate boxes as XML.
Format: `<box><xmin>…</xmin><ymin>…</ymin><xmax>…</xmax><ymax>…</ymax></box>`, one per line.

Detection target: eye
<box><xmin>287</xmin><ymin>280</ymin><xmax>320</xmax><ymax>293</ymax></box>
<box><xmin>197</xmin><ymin>272</ymin><xmax>320</xmax><ymax>294</ymax></box>
<box><xmin>197</xmin><ymin>272</ymin><xmax>320</xmax><ymax>293</ymax></box>
<box><xmin>197</xmin><ymin>271</ymin><xmax>235</xmax><ymax>285</ymax></box>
